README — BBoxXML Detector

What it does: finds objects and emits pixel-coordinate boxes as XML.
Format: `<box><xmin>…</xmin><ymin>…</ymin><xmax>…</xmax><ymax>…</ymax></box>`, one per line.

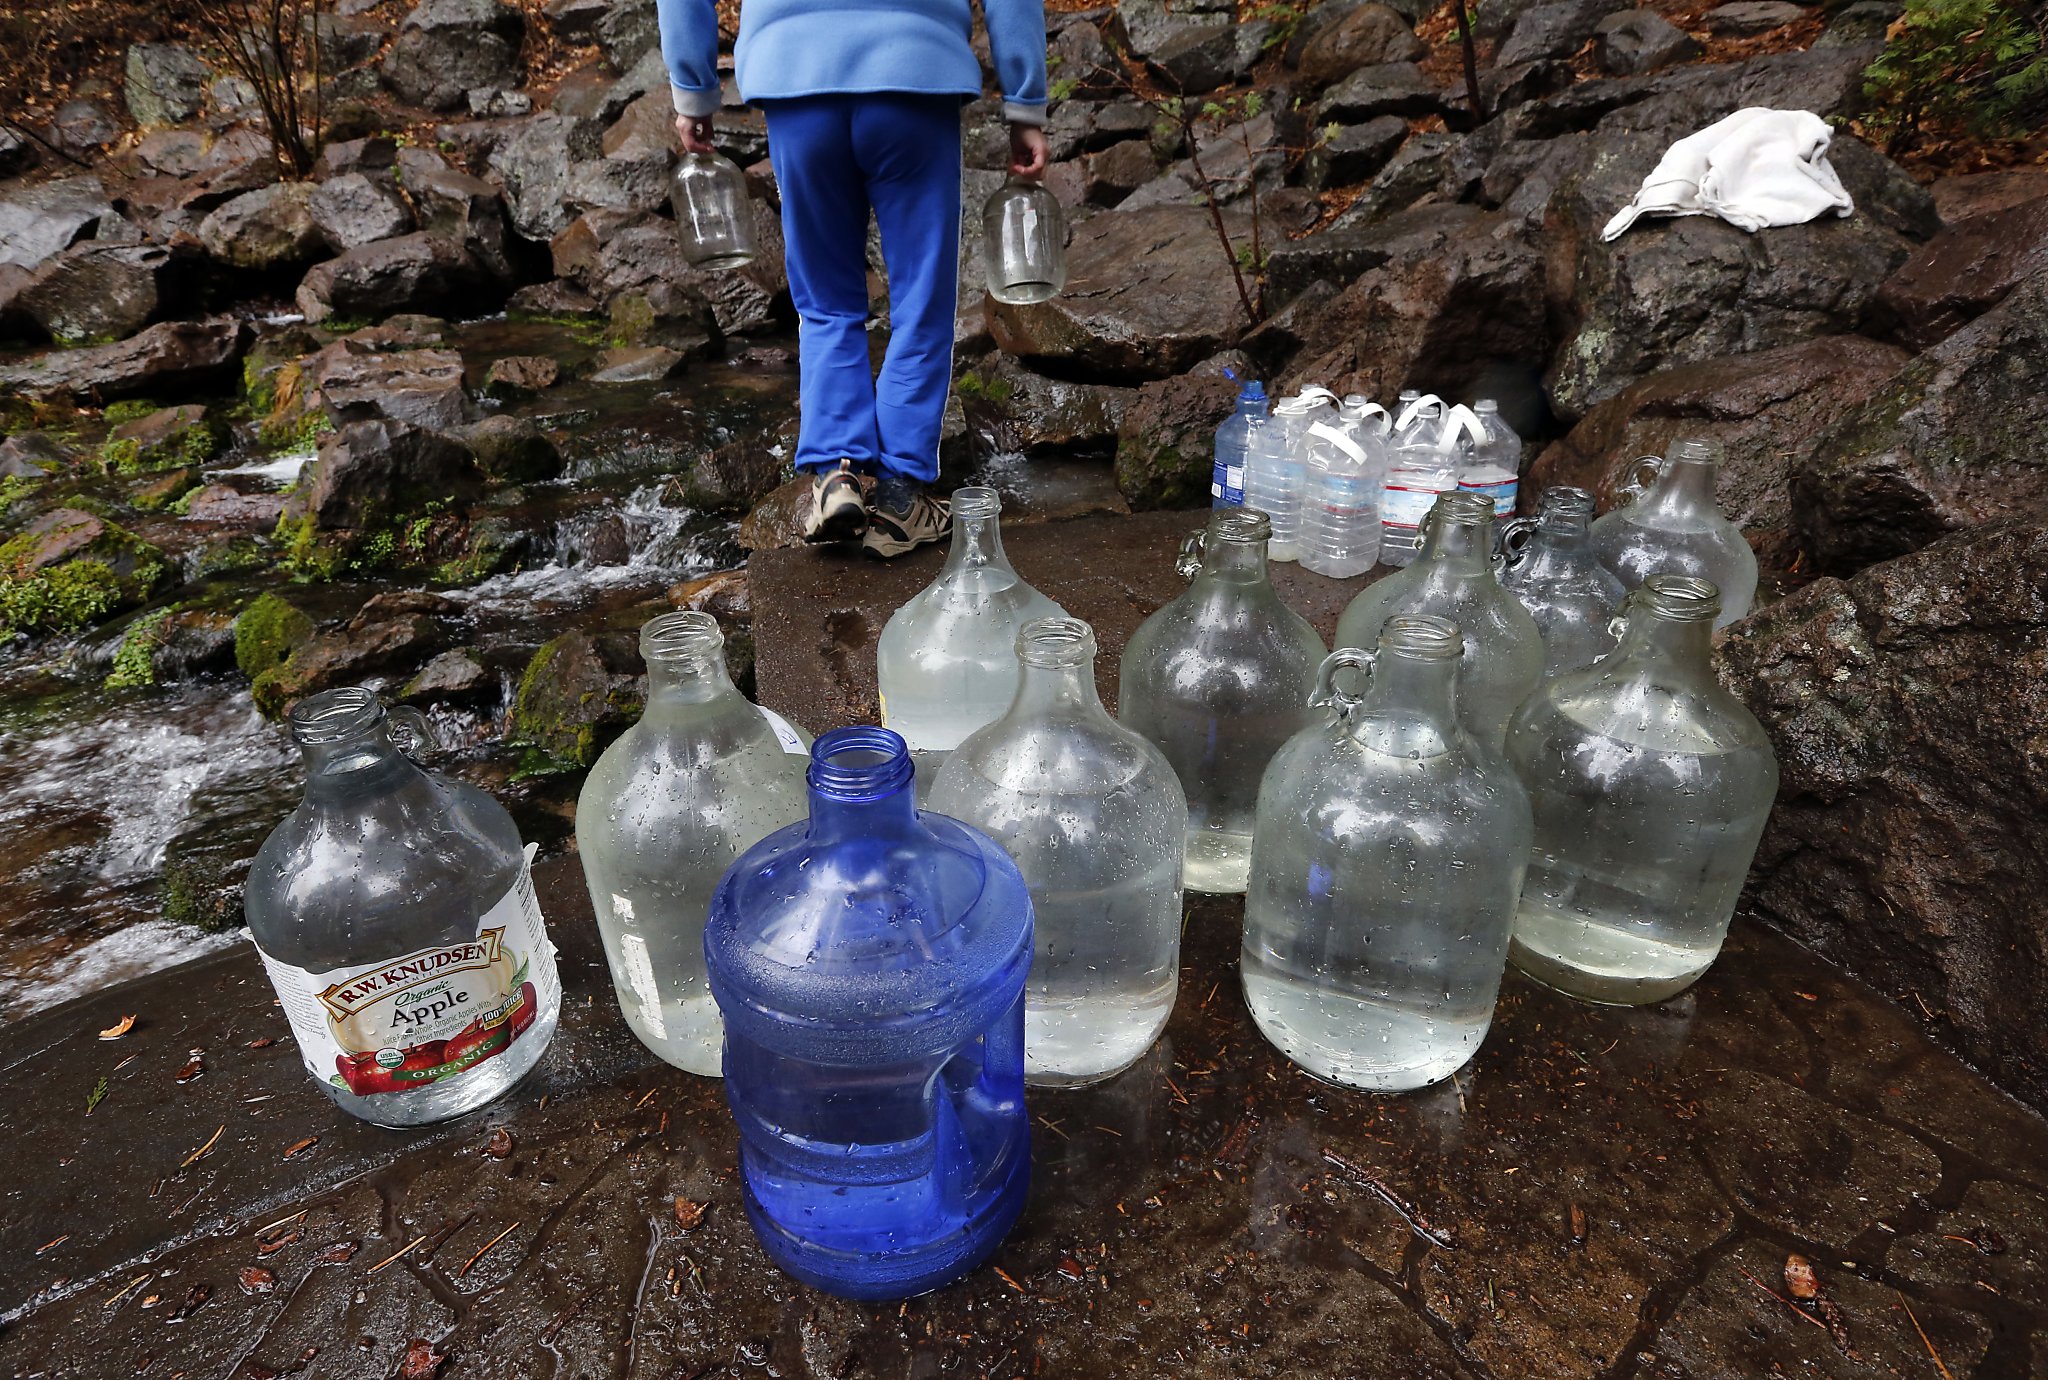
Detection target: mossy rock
<box><xmin>159</xmin><ymin>850</ymin><xmax>245</xmax><ymax>933</ymax></box>
<box><xmin>0</xmin><ymin>508</ymin><xmax>173</xmax><ymax>637</ymax></box>
<box><xmin>131</xmin><ymin>467</ymin><xmax>201</xmax><ymax>512</ymax></box>
<box><xmin>234</xmin><ymin>592</ymin><xmax>315</xmax><ymax>682</ymax></box>
<box><xmin>101</xmin><ymin>404</ymin><xmax>228</xmax><ymax>474</ymax></box>
<box><xmin>510</xmin><ymin>629</ymin><xmax>644</xmax><ymax>771</ymax></box>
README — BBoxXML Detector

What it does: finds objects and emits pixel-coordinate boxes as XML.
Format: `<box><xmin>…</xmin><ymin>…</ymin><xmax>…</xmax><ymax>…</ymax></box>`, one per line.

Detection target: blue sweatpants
<box><xmin>762</xmin><ymin>94</ymin><xmax>962</xmax><ymax>483</ymax></box>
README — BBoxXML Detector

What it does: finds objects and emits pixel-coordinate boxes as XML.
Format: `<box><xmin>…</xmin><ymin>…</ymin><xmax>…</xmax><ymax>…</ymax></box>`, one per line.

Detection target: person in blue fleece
<box><xmin>658</xmin><ymin>0</ymin><xmax>1050</xmax><ymax>557</ymax></box>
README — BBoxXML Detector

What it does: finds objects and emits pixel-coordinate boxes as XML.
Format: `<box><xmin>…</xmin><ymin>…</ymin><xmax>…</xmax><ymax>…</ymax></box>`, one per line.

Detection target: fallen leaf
<box><xmin>237</xmin><ymin>1266</ymin><xmax>276</xmax><ymax>1295</ymax></box>
<box><xmin>1785</xmin><ymin>1253</ymin><xmax>1820</xmax><ymax>1300</ymax></box>
<box><xmin>175</xmin><ymin>1056</ymin><xmax>205</xmax><ymax>1084</ymax></box>
<box><xmin>99</xmin><ymin>1015</ymin><xmax>136</xmax><ymax>1040</ymax></box>
<box><xmin>246</xmin><ymin>1037</ymin><xmax>276</xmax><ymax>1050</ymax></box>
<box><xmin>255</xmin><ymin>1230</ymin><xmax>300</xmax><ymax>1257</ymax></box>
<box><xmin>315</xmin><ymin>1240</ymin><xmax>358</xmax><ymax>1264</ymax></box>
<box><xmin>282</xmin><ymin>1137</ymin><xmax>318</xmax><ymax>1160</ymax></box>
<box><xmin>483</xmin><ymin>1128</ymin><xmax>514</xmax><ymax>1159</ymax></box>
<box><xmin>399</xmin><ymin>1338</ymin><xmax>447</xmax><ymax>1379</ymax></box>
<box><xmin>673</xmin><ymin>1197</ymin><xmax>707</xmax><ymax>1231</ymax></box>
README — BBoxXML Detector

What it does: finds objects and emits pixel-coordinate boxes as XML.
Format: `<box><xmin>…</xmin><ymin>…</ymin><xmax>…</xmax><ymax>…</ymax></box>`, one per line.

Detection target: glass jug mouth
<box><xmin>1669</xmin><ymin>438</ymin><xmax>1727</xmax><ymax>467</ymax></box>
<box><xmin>289</xmin><ymin>686</ymin><xmax>384</xmax><ymax>746</ymax></box>
<box><xmin>1380</xmin><ymin>614</ymin><xmax>1463</xmax><ymax>661</ymax></box>
<box><xmin>1016</xmin><ymin>616</ymin><xmax>1095</xmax><ymax>668</ymax></box>
<box><xmin>642</xmin><ymin>609</ymin><xmax>724</xmax><ymax>664</ymax></box>
<box><xmin>1427</xmin><ymin>491</ymin><xmax>1497</xmax><ymax>528</ymax></box>
<box><xmin>951</xmin><ymin>486</ymin><xmax>1001</xmax><ymax>522</ymax></box>
<box><xmin>1212</xmin><ymin>507</ymin><xmax>1272</xmax><ymax>545</ymax></box>
<box><xmin>810</xmin><ymin>726</ymin><xmax>915</xmax><ymax>800</ymax></box>
<box><xmin>1540</xmin><ymin>486</ymin><xmax>1596</xmax><ymax>518</ymax></box>
<box><xmin>1632</xmin><ymin>574</ymin><xmax>1722</xmax><ymax>623</ymax></box>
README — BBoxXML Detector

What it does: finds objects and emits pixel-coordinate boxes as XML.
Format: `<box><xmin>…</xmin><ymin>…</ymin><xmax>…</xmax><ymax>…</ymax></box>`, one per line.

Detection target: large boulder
<box><xmin>381</xmin><ymin>0</ymin><xmax>525</xmax><ymax>111</ymax></box>
<box><xmin>1528</xmin><ymin>335</ymin><xmax>1909</xmax><ymax>568</ymax></box>
<box><xmin>488</xmin><ymin>113</ymin><xmax>605</xmax><ymax>241</ymax></box>
<box><xmin>198</xmin><ymin>183</ymin><xmax>326</xmax><ymax>270</ymax></box>
<box><xmin>298</xmin><ymin>339</ymin><xmax>479</xmax><ymax>431</ymax></box>
<box><xmin>987</xmin><ymin>205</ymin><xmax>1255</xmax><ymax>382</ymax></box>
<box><xmin>1870</xmin><ymin>198</ymin><xmax>2048</xmax><ymax>352</ymax></box>
<box><xmin>595</xmin><ymin>0</ymin><xmax>658</xmax><ymax>69</ymax></box>
<box><xmin>0</xmin><ymin>317</ymin><xmax>247</xmax><ymax>401</ymax></box>
<box><xmin>307</xmin><ymin>173</ymin><xmax>414</xmax><ymax>251</ymax></box>
<box><xmin>1792</xmin><ymin>275</ymin><xmax>2048</xmax><ymax>577</ymax></box>
<box><xmin>1547</xmin><ymin>212</ymin><xmax>1913</xmax><ymax>420</ymax></box>
<box><xmin>1721</xmin><ymin>519</ymin><xmax>2048</xmax><ymax>1114</ymax></box>
<box><xmin>0</xmin><ymin>177</ymin><xmax>117</xmax><ymax>270</ymax></box>
<box><xmin>1592</xmin><ymin>8</ymin><xmax>1699</xmax><ymax>74</ymax></box>
<box><xmin>251</xmin><ymin>592</ymin><xmax>459</xmax><ymax>716</ymax></box>
<box><xmin>1145</xmin><ymin>20</ymin><xmax>1269</xmax><ymax>94</ymax></box>
<box><xmin>1315</xmin><ymin>62</ymin><xmax>1448</xmax><ymax>123</ymax></box>
<box><xmin>552</xmin><ymin>209</ymin><xmax>783</xmax><ymax>338</ymax></box>
<box><xmin>281</xmin><ymin>418</ymin><xmax>485</xmax><ymax>535</ymax></box>
<box><xmin>1294</xmin><ymin>3</ymin><xmax>1425</xmax><ymax>87</ymax></box>
<box><xmin>1497</xmin><ymin>0</ymin><xmax>1622</xmax><ymax>64</ymax></box>
<box><xmin>15</xmin><ymin>243</ymin><xmax>170</xmax><ymax>344</ymax></box>
<box><xmin>1274</xmin><ymin>205</ymin><xmax>1550</xmax><ymax>403</ymax></box>
<box><xmin>294</xmin><ymin>232</ymin><xmax>491</xmax><ymax>323</ymax></box>
<box><xmin>123</xmin><ymin>43</ymin><xmax>209</xmax><ymax>127</ymax></box>
<box><xmin>1118</xmin><ymin>111</ymin><xmax>1285</xmax><ymax>212</ymax></box>
<box><xmin>0</xmin><ymin>507</ymin><xmax>171</xmax><ymax>636</ymax></box>
<box><xmin>1113</xmin><ymin>369</ymin><xmax>1237</xmax><ymax>509</ymax></box>
<box><xmin>951</xmin><ymin>355</ymin><xmax>1135</xmax><ymax>464</ymax></box>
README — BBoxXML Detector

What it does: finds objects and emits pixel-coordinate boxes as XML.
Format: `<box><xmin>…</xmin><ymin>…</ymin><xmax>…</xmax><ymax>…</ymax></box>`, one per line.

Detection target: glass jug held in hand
<box><xmin>245</xmin><ymin>688</ymin><xmax>561</xmax><ymax>1127</ymax></box>
<box><xmin>876</xmin><ymin>486</ymin><xmax>1066</xmax><ymax>784</ymax></box>
<box><xmin>983</xmin><ymin>176</ymin><xmax>1068</xmax><ymax>305</ymax></box>
<box><xmin>1590</xmin><ymin>438</ymin><xmax>1758</xmax><ymax>629</ymax></box>
<box><xmin>1335</xmin><ymin>491</ymin><xmax>1544</xmax><ymax>753</ymax></box>
<box><xmin>671</xmin><ymin>150</ymin><xmax>759</xmax><ymax>271</ymax></box>
<box><xmin>1505</xmin><ymin>575</ymin><xmax>1780</xmax><ymax>1005</ymax></box>
<box><xmin>1118</xmin><ymin>508</ymin><xmax>1327</xmax><ymax>895</ymax></box>
<box><xmin>929</xmin><ymin>617</ymin><xmax>1187</xmax><ymax>1088</ymax></box>
<box><xmin>577</xmin><ymin>612</ymin><xmax>810</xmax><ymax>1076</ymax></box>
<box><xmin>705</xmin><ymin>728</ymin><xmax>1033</xmax><ymax>1300</ymax></box>
<box><xmin>1244</xmin><ymin>616</ymin><xmax>1532</xmax><ymax>1091</ymax></box>
<box><xmin>1500</xmin><ymin>486</ymin><xmax>1628</xmax><ymax>677</ymax></box>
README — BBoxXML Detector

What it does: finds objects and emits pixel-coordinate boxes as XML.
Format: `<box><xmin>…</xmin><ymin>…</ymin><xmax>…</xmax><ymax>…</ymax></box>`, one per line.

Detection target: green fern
<box><xmin>1862</xmin><ymin>0</ymin><xmax>2048</xmax><ymax>154</ymax></box>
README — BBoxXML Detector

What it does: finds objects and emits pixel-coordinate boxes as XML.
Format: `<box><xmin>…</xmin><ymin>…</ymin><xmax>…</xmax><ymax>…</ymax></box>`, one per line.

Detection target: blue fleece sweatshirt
<box><xmin>658</xmin><ymin>0</ymin><xmax>1048</xmax><ymax>127</ymax></box>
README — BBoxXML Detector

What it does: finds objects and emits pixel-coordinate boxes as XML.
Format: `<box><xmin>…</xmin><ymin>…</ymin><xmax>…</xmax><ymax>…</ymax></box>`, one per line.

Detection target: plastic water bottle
<box><xmin>1457</xmin><ymin>399</ymin><xmax>1522</xmax><ymax>517</ymax></box>
<box><xmin>1379</xmin><ymin>394</ymin><xmax>1455</xmax><ymax>567</ymax></box>
<box><xmin>705</xmin><ymin>727</ymin><xmax>1033</xmax><ymax>1299</ymax></box>
<box><xmin>1339</xmin><ymin>394</ymin><xmax>1392</xmax><ymax>449</ymax></box>
<box><xmin>1241</xmin><ymin>387</ymin><xmax>1335</xmax><ymax>563</ymax></box>
<box><xmin>1298</xmin><ymin>420</ymin><xmax>1382</xmax><ymax>578</ymax></box>
<box><xmin>1211</xmin><ymin>377</ymin><xmax>1268</xmax><ymax>508</ymax></box>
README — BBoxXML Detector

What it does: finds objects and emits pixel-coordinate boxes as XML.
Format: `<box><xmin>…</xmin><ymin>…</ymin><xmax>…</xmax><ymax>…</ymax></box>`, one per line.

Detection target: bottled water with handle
<box><xmin>1298</xmin><ymin>420</ymin><xmax>1382</xmax><ymax>578</ymax></box>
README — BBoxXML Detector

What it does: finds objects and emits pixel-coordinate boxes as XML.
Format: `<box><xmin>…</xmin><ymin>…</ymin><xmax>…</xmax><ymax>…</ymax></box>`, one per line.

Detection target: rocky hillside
<box><xmin>1</xmin><ymin>0</ymin><xmax>2046</xmax><ymax>1108</ymax></box>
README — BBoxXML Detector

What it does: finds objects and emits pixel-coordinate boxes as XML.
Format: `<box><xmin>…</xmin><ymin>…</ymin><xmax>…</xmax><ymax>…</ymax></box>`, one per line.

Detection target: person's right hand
<box><xmin>676</xmin><ymin>114</ymin><xmax>716</xmax><ymax>155</ymax></box>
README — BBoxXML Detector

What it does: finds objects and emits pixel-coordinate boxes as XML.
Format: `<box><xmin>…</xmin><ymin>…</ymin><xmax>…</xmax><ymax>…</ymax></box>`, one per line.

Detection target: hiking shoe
<box><xmin>802</xmin><ymin>460</ymin><xmax>868</xmax><ymax>545</ymax></box>
<box><xmin>863</xmin><ymin>481</ymin><xmax>950</xmax><ymax>559</ymax></box>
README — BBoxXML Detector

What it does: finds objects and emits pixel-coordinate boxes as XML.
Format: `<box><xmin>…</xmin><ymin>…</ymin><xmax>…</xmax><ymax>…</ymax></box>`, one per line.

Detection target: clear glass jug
<box><xmin>876</xmin><ymin>486</ymin><xmax>1065</xmax><ymax>783</ymax></box>
<box><xmin>576</xmin><ymin>611</ymin><xmax>810</xmax><ymax>1076</ymax></box>
<box><xmin>1118</xmin><ymin>507</ymin><xmax>1327</xmax><ymax>894</ymax></box>
<box><xmin>245</xmin><ymin>688</ymin><xmax>560</xmax><ymax>1127</ymax></box>
<box><xmin>1500</xmin><ymin>486</ymin><xmax>1627</xmax><ymax>677</ymax></box>
<box><xmin>1244</xmin><ymin>615</ymin><xmax>1532</xmax><ymax>1091</ymax></box>
<box><xmin>670</xmin><ymin>150</ymin><xmax>759</xmax><ymax>271</ymax></box>
<box><xmin>705</xmin><ymin>727</ymin><xmax>1032</xmax><ymax>1299</ymax></box>
<box><xmin>929</xmin><ymin>617</ymin><xmax>1186</xmax><ymax>1087</ymax></box>
<box><xmin>983</xmin><ymin>176</ymin><xmax>1068</xmax><ymax>305</ymax></box>
<box><xmin>1505</xmin><ymin>575</ymin><xmax>1779</xmax><ymax>1004</ymax></box>
<box><xmin>1335</xmin><ymin>491</ymin><xmax>1544</xmax><ymax>752</ymax></box>
<box><xmin>1590</xmin><ymin>438</ymin><xmax>1758</xmax><ymax>629</ymax></box>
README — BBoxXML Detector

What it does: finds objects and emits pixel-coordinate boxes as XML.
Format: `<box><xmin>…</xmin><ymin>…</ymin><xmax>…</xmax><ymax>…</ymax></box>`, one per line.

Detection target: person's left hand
<box><xmin>1008</xmin><ymin>123</ymin><xmax>1049</xmax><ymax>179</ymax></box>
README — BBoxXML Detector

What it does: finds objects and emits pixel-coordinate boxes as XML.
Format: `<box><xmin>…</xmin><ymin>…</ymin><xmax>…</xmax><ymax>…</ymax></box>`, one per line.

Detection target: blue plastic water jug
<box><xmin>705</xmin><ymin>726</ymin><xmax>1033</xmax><ymax>1299</ymax></box>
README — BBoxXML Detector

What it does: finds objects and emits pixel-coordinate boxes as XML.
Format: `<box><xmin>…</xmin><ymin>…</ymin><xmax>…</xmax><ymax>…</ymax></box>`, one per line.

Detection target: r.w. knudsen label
<box><xmin>259</xmin><ymin>850</ymin><xmax>559</xmax><ymax>1098</ymax></box>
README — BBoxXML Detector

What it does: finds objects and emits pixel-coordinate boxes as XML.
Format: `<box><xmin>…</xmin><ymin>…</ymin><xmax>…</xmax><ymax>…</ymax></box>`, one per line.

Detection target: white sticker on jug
<box><xmin>757</xmin><ymin>706</ymin><xmax>808</xmax><ymax>755</ymax></box>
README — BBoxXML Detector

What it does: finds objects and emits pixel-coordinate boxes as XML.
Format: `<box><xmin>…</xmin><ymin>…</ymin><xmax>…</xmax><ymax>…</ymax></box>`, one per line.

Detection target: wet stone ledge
<box><xmin>3</xmin><ymin>869</ymin><xmax>2046</xmax><ymax>1378</ymax></box>
<box><xmin>2</xmin><ymin>509</ymin><xmax>2046</xmax><ymax>1378</ymax></box>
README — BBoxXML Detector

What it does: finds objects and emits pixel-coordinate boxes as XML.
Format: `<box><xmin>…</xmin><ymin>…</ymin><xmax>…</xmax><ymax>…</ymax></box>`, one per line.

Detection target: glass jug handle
<box><xmin>1175</xmin><ymin>529</ymin><xmax>1206</xmax><ymax>580</ymax></box>
<box><xmin>1497</xmin><ymin>516</ymin><xmax>1537</xmax><ymax>570</ymax></box>
<box><xmin>1614</xmin><ymin>456</ymin><xmax>1662</xmax><ymax>508</ymax></box>
<box><xmin>1309</xmin><ymin>648</ymin><xmax>1374</xmax><ymax>722</ymax></box>
<box><xmin>385</xmin><ymin>704</ymin><xmax>439</xmax><ymax>760</ymax></box>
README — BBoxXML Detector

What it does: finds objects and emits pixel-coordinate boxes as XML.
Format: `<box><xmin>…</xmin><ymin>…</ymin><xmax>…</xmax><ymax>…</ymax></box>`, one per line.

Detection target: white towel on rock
<box><xmin>1600</xmin><ymin>108</ymin><xmax>1854</xmax><ymax>242</ymax></box>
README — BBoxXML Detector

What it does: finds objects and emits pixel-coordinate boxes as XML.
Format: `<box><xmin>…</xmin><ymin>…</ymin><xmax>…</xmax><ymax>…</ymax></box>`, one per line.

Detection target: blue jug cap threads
<box><xmin>809</xmin><ymin>726</ymin><xmax>915</xmax><ymax>801</ymax></box>
<box><xmin>1241</xmin><ymin>380</ymin><xmax>1267</xmax><ymax>404</ymax></box>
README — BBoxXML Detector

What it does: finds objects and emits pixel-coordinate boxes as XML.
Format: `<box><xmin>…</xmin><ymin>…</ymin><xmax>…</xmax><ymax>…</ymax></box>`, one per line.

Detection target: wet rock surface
<box><xmin>4</xmin><ymin>842</ymin><xmax>2045</xmax><ymax>1375</ymax></box>
<box><xmin>1723</xmin><ymin>519</ymin><xmax>2048</xmax><ymax>1118</ymax></box>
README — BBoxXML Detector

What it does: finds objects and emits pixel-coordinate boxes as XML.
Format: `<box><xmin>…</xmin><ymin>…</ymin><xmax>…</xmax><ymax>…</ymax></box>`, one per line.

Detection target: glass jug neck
<box><xmin>1647</xmin><ymin>456</ymin><xmax>1719</xmax><ymax>514</ymax></box>
<box><xmin>290</xmin><ymin>691</ymin><xmax>423</xmax><ymax>803</ymax></box>
<box><xmin>941</xmin><ymin>489</ymin><xmax>1012</xmax><ymax>579</ymax></box>
<box><xmin>805</xmin><ymin>727</ymin><xmax>920</xmax><ymax>838</ymax></box>
<box><xmin>1361</xmin><ymin>653</ymin><xmax>1460</xmax><ymax>729</ymax></box>
<box><xmin>1418</xmin><ymin>514</ymin><xmax>1496</xmax><ymax>571</ymax></box>
<box><xmin>1617</xmin><ymin>612</ymin><xmax>1714</xmax><ymax>671</ymax></box>
<box><xmin>645</xmin><ymin>649</ymin><xmax>739</xmax><ymax>711</ymax></box>
<box><xmin>1013</xmin><ymin>655</ymin><xmax>1105</xmax><ymax>718</ymax></box>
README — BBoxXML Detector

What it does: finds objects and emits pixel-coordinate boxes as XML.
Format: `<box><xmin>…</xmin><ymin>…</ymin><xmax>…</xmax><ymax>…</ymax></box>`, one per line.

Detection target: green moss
<box><xmin>0</xmin><ymin>474</ymin><xmax>40</xmax><ymax>517</ymax></box>
<box><xmin>158</xmin><ymin>854</ymin><xmax>243</xmax><ymax>933</ymax></box>
<box><xmin>272</xmin><ymin>511</ymin><xmax>347</xmax><ymax>581</ymax></box>
<box><xmin>105</xmin><ymin>607</ymin><xmax>172</xmax><ymax>689</ymax></box>
<box><xmin>256</xmin><ymin>406</ymin><xmax>332</xmax><ymax>455</ymax></box>
<box><xmin>102</xmin><ymin>399</ymin><xmax>158</xmax><ymax>426</ymax></box>
<box><xmin>233</xmin><ymin>592</ymin><xmax>316</xmax><ymax>681</ymax></box>
<box><xmin>0</xmin><ymin>559</ymin><xmax>123</xmax><ymax>636</ymax></box>
<box><xmin>191</xmin><ymin>536</ymin><xmax>270</xmax><ymax>579</ymax></box>
<box><xmin>99</xmin><ymin>437</ymin><xmax>142</xmax><ymax>474</ymax></box>
<box><xmin>952</xmin><ymin>370</ymin><xmax>1017</xmax><ymax>406</ymax></box>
